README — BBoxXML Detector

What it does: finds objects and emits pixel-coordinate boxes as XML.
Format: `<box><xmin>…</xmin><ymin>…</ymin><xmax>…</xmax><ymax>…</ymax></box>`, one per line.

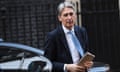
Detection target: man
<box><xmin>44</xmin><ymin>1</ymin><xmax>93</xmax><ymax>72</ymax></box>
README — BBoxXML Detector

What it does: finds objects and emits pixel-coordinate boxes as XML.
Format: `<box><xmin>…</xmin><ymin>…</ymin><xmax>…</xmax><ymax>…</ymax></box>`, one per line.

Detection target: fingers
<box><xmin>77</xmin><ymin>66</ymin><xmax>86</xmax><ymax>72</ymax></box>
<box><xmin>84</xmin><ymin>61</ymin><xmax>93</xmax><ymax>69</ymax></box>
<box><xmin>66</xmin><ymin>64</ymin><xmax>86</xmax><ymax>72</ymax></box>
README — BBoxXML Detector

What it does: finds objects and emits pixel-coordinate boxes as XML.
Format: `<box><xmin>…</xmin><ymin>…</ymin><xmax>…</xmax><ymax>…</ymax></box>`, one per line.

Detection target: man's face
<box><xmin>58</xmin><ymin>7</ymin><xmax>77</xmax><ymax>30</ymax></box>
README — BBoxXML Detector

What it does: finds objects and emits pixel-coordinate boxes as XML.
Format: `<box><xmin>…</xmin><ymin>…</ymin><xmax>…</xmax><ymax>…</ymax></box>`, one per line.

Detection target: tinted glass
<box><xmin>0</xmin><ymin>46</ymin><xmax>36</xmax><ymax>63</ymax></box>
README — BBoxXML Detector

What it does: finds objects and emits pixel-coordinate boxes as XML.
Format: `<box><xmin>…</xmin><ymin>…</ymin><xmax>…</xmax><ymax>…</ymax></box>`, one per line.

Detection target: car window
<box><xmin>0</xmin><ymin>46</ymin><xmax>36</xmax><ymax>63</ymax></box>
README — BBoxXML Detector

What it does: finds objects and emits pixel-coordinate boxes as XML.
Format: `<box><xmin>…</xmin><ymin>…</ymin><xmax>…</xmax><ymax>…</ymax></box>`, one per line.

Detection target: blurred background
<box><xmin>0</xmin><ymin>0</ymin><xmax>119</xmax><ymax>71</ymax></box>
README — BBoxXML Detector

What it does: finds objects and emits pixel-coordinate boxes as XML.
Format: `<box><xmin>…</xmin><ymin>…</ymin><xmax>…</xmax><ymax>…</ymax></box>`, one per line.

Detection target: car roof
<box><xmin>0</xmin><ymin>42</ymin><xmax>44</xmax><ymax>55</ymax></box>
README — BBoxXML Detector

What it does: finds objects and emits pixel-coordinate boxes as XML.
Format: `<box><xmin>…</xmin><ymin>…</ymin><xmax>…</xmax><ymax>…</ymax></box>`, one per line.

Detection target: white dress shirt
<box><xmin>62</xmin><ymin>25</ymin><xmax>80</xmax><ymax>64</ymax></box>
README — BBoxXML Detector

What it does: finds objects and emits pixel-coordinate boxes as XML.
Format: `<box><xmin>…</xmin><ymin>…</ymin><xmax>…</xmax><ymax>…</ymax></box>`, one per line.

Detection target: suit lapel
<box><xmin>58</xmin><ymin>25</ymin><xmax>69</xmax><ymax>50</ymax></box>
<box><xmin>58</xmin><ymin>25</ymin><xmax>73</xmax><ymax>63</ymax></box>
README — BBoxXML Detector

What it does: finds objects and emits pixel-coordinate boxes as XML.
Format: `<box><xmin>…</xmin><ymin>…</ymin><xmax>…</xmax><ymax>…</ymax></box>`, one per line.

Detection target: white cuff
<box><xmin>64</xmin><ymin>64</ymin><xmax>67</xmax><ymax>72</ymax></box>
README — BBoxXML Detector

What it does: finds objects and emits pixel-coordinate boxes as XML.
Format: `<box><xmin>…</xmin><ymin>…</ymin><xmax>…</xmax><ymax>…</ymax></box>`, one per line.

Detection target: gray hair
<box><xmin>57</xmin><ymin>1</ymin><xmax>75</xmax><ymax>16</ymax></box>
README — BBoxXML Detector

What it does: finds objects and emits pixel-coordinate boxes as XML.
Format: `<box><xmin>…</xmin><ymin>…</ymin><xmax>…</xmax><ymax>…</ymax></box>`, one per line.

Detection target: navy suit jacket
<box><xmin>44</xmin><ymin>25</ymin><xmax>89</xmax><ymax>72</ymax></box>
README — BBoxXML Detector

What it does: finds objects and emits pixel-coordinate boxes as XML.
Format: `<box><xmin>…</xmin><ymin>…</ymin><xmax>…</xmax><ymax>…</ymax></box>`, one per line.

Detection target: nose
<box><xmin>67</xmin><ymin>15</ymin><xmax>72</xmax><ymax>19</ymax></box>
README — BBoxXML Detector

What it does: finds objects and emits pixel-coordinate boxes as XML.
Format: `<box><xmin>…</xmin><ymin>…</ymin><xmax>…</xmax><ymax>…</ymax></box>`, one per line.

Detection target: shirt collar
<box><xmin>62</xmin><ymin>24</ymin><xmax>74</xmax><ymax>34</ymax></box>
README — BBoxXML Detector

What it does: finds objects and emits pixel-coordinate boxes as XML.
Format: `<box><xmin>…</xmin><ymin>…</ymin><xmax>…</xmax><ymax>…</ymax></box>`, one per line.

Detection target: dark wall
<box><xmin>81</xmin><ymin>0</ymin><xmax>120</xmax><ymax>70</ymax></box>
<box><xmin>0</xmin><ymin>0</ymin><xmax>63</xmax><ymax>49</ymax></box>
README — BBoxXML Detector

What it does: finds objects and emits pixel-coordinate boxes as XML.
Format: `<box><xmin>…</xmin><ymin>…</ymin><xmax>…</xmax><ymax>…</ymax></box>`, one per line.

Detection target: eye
<box><xmin>69</xmin><ymin>12</ymin><xmax>73</xmax><ymax>16</ymax></box>
<box><xmin>63</xmin><ymin>13</ymin><xmax>68</xmax><ymax>17</ymax></box>
<box><xmin>63</xmin><ymin>12</ymin><xmax>74</xmax><ymax>17</ymax></box>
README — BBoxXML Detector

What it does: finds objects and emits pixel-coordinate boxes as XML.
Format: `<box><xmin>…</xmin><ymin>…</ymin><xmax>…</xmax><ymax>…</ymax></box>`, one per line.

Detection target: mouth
<box><xmin>66</xmin><ymin>20</ymin><xmax>73</xmax><ymax>24</ymax></box>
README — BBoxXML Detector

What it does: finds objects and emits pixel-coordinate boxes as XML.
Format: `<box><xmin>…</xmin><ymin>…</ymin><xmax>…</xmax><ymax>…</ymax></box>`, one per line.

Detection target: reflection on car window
<box><xmin>0</xmin><ymin>46</ymin><xmax>36</xmax><ymax>63</ymax></box>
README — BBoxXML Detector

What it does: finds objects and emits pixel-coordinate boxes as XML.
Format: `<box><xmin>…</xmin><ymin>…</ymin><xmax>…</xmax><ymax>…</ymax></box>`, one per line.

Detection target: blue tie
<box><xmin>68</xmin><ymin>31</ymin><xmax>84</xmax><ymax>57</ymax></box>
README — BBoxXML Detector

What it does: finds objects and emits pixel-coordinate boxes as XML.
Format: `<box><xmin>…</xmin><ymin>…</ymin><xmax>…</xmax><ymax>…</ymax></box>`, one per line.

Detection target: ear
<box><xmin>58</xmin><ymin>15</ymin><xmax>62</xmax><ymax>22</ymax></box>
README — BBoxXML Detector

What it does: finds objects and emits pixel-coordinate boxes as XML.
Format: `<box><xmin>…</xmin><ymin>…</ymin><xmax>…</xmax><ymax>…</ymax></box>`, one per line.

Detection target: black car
<box><xmin>0</xmin><ymin>41</ymin><xmax>52</xmax><ymax>72</ymax></box>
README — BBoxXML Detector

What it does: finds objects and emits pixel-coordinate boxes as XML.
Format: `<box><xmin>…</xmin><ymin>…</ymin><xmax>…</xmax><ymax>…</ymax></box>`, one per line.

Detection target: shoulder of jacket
<box><xmin>75</xmin><ymin>25</ymin><xmax>86</xmax><ymax>31</ymax></box>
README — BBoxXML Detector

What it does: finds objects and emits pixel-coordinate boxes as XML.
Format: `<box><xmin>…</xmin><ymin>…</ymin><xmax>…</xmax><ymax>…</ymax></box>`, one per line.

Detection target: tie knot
<box><xmin>67</xmin><ymin>31</ymin><xmax>73</xmax><ymax>34</ymax></box>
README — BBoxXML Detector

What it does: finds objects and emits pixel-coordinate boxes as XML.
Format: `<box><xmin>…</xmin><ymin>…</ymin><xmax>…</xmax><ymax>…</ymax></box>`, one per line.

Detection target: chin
<box><xmin>69</xmin><ymin>24</ymin><xmax>74</xmax><ymax>27</ymax></box>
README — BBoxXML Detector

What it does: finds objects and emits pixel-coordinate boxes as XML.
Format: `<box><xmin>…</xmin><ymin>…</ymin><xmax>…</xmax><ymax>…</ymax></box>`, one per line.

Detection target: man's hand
<box><xmin>84</xmin><ymin>61</ymin><xmax>93</xmax><ymax>70</ymax></box>
<box><xmin>66</xmin><ymin>64</ymin><xmax>86</xmax><ymax>72</ymax></box>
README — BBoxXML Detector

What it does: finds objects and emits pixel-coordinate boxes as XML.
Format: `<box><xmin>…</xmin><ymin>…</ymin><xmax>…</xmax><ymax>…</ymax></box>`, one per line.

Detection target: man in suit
<box><xmin>44</xmin><ymin>1</ymin><xmax>93</xmax><ymax>72</ymax></box>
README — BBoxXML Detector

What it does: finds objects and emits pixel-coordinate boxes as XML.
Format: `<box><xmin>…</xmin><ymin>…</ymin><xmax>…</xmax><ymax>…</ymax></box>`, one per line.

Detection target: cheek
<box><xmin>73</xmin><ymin>17</ymin><xmax>77</xmax><ymax>23</ymax></box>
<box><xmin>73</xmin><ymin>15</ymin><xmax>77</xmax><ymax>20</ymax></box>
<box><xmin>60</xmin><ymin>18</ymin><xmax>66</xmax><ymax>22</ymax></box>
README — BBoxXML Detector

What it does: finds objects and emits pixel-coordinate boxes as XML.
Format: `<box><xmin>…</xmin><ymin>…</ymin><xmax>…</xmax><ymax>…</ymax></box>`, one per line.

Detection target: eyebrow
<box><xmin>63</xmin><ymin>12</ymin><xmax>74</xmax><ymax>17</ymax></box>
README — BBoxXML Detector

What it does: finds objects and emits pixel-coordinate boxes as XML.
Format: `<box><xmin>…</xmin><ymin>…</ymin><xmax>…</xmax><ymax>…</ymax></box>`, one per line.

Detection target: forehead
<box><xmin>61</xmin><ymin>7</ymin><xmax>74</xmax><ymax>14</ymax></box>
